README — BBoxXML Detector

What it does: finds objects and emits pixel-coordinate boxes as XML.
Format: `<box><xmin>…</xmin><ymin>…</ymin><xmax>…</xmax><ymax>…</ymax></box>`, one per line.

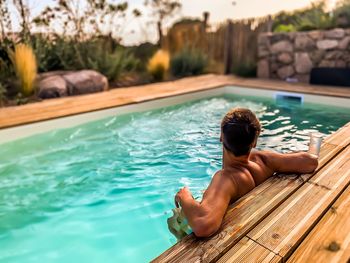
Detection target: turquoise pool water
<box><xmin>0</xmin><ymin>94</ymin><xmax>349</xmax><ymax>263</ymax></box>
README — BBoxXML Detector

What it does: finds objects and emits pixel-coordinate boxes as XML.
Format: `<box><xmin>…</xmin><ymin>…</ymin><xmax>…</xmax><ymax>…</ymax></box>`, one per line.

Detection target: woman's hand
<box><xmin>175</xmin><ymin>187</ymin><xmax>193</xmax><ymax>208</ymax></box>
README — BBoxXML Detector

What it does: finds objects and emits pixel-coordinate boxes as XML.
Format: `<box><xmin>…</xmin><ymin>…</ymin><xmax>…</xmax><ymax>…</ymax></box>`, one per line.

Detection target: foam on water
<box><xmin>0</xmin><ymin>94</ymin><xmax>349</xmax><ymax>262</ymax></box>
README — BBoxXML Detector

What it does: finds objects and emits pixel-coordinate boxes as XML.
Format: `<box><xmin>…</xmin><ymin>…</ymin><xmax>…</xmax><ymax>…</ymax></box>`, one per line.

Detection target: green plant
<box><xmin>272</xmin><ymin>0</ymin><xmax>335</xmax><ymax>32</ymax></box>
<box><xmin>334</xmin><ymin>0</ymin><xmax>350</xmax><ymax>27</ymax></box>
<box><xmin>273</xmin><ymin>24</ymin><xmax>296</xmax><ymax>33</ymax></box>
<box><xmin>170</xmin><ymin>48</ymin><xmax>207</xmax><ymax>78</ymax></box>
<box><xmin>232</xmin><ymin>62</ymin><xmax>257</xmax><ymax>78</ymax></box>
<box><xmin>0</xmin><ymin>82</ymin><xmax>6</xmax><ymax>107</ymax></box>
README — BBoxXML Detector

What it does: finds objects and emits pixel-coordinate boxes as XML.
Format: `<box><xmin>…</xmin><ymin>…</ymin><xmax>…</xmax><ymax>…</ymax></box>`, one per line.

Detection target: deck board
<box><xmin>1</xmin><ymin>74</ymin><xmax>349</xmax><ymax>129</ymax></box>
<box><xmin>287</xmin><ymin>185</ymin><xmax>350</xmax><ymax>263</ymax></box>
<box><xmin>216</xmin><ymin>237</ymin><xmax>282</xmax><ymax>263</ymax></box>
<box><xmin>324</xmin><ymin>122</ymin><xmax>350</xmax><ymax>148</ymax></box>
<box><xmin>246</xmin><ymin>147</ymin><xmax>350</xmax><ymax>260</ymax></box>
<box><xmin>151</xmin><ymin>141</ymin><xmax>343</xmax><ymax>262</ymax></box>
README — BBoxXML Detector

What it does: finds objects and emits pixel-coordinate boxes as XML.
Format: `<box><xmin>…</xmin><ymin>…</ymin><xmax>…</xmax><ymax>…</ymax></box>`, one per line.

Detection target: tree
<box><xmin>144</xmin><ymin>0</ymin><xmax>181</xmax><ymax>46</ymax></box>
<box><xmin>13</xmin><ymin>0</ymin><xmax>31</xmax><ymax>38</ymax></box>
<box><xmin>0</xmin><ymin>0</ymin><xmax>12</xmax><ymax>39</ymax></box>
<box><xmin>33</xmin><ymin>0</ymin><xmax>141</xmax><ymax>41</ymax></box>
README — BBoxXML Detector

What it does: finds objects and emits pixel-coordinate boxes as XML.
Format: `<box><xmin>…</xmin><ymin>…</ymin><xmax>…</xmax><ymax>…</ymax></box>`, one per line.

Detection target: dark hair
<box><xmin>221</xmin><ymin>108</ymin><xmax>261</xmax><ymax>156</ymax></box>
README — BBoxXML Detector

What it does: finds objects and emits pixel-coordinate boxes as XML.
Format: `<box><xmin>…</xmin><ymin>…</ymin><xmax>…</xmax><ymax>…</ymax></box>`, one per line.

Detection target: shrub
<box><xmin>9</xmin><ymin>44</ymin><xmax>37</xmax><ymax>97</ymax></box>
<box><xmin>0</xmin><ymin>83</ymin><xmax>6</xmax><ymax>107</ymax></box>
<box><xmin>170</xmin><ymin>49</ymin><xmax>207</xmax><ymax>78</ymax></box>
<box><xmin>232</xmin><ymin>62</ymin><xmax>257</xmax><ymax>78</ymax></box>
<box><xmin>273</xmin><ymin>24</ymin><xmax>296</xmax><ymax>33</ymax></box>
<box><xmin>147</xmin><ymin>50</ymin><xmax>170</xmax><ymax>81</ymax></box>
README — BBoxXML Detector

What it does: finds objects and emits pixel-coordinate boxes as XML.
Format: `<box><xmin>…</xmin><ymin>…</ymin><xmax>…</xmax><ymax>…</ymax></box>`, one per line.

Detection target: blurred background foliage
<box><xmin>0</xmin><ymin>0</ymin><xmax>350</xmax><ymax>106</ymax></box>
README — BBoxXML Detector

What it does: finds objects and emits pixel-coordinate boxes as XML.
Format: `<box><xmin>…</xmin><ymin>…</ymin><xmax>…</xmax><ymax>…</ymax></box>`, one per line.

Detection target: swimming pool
<box><xmin>0</xmin><ymin>92</ymin><xmax>349</xmax><ymax>263</ymax></box>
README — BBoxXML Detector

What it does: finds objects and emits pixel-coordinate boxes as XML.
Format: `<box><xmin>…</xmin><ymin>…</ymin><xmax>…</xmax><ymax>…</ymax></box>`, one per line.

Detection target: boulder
<box><xmin>270</xmin><ymin>40</ymin><xmax>293</xmax><ymax>54</ymax></box>
<box><xmin>317</xmin><ymin>40</ymin><xmax>339</xmax><ymax>50</ymax></box>
<box><xmin>258</xmin><ymin>34</ymin><xmax>270</xmax><ymax>46</ymax></box>
<box><xmin>258</xmin><ymin>46</ymin><xmax>270</xmax><ymax>58</ymax></box>
<box><xmin>295</xmin><ymin>53</ymin><xmax>313</xmax><ymax>74</ymax></box>
<box><xmin>270</xmin><ymin>34</ymin><xmax>290</xmax><ymax>44</ymax></box>
<box><xmin>63</xmin><ymin>70</ymin><xmax>108</xmax><ymax>95</ymax></box>
<box><xmin>294</xmin><ymin>35</ymin><xmax>315</xmax><ymax>51</ymax></box>
<box><xmin>277</xmin><ymin>65</ymin><xmax>294</xmax><ymax>79</ymax></box>
<box><xmin>338</xmin><ymin>36</ymin><xmax>350</xmax><ymax>50</ymax></box>
<box><xmin>324</xmin><ymin>28</ymin><xmax>345</xmax><ymax>39</ymax></box>
<box><xmin>324</xmin><ymin>51</ymin><xmax>343</xmax><ymax>60</ymax></box>
<box><xmin>319</xmin><ymin>60</ymin><xmax>336</xmax><ymax>67</ymax></box>
<box><xmin>308</xmin><ymin>30</ymin><xmax>324</xmax><ymax>40</ymax></box>
<box><xmin>37</xmin><ymin>70</ymin><xmax>109</xmax><ymax>99</ymax></box>
<box><xmin>277</xmin><ymin>52</ymin><xmax>293</xmax><ymax>64</ymax></box>
<box><xmin>335</xmin><ymin>60</ymin><xmax>346</xmax><ymax>67</ymax></box>
<box><xmin>38</xmin><ymin>75</ymin><xmax>68</xmax><ymax>99</ymax></box>
<box><xmin>257</xmin><ymin>59</ymin><xmax>270</xmax><ymax>79</ymax></box>
<box><xmin>310</xmin><ymin>50</ymin><xmax>325</xmax><ymax>64</ymax></box>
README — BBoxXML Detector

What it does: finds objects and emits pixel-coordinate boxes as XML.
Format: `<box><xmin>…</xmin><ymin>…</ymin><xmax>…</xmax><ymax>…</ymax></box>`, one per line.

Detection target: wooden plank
<box><xmin>309</xmin><ymin>147</ymin><xmax>350</xmax><ymax>189</ymax></box>
<box><xmin>1</xmin><ymin>74</ymin><xmax>349</xmax><ymax>129</ymax></box>
<box><xmin>247</xmin><ymin>147</ymin><xmax>350</xmax><ymax>260</ymax></box>
<box><xmin>217</xmin><ymin>237</ymin><xmax>282</xmax><ymax>263</ymax></box>
<box><xmin>152</xmin><ymin>142</ymin><xmax>340</xmax><ymax>263</ymax></box>
<box><xmin>287</xmin><ymin>185</ymin><xmax>350</xmax><ymax>263</ymax></box>
<box><xmin>324</xmin><ymin>122</ymin><xmax>350</xmax><ymax>148</ymax></box>
<box><xmin>300</xmin><ymin>142</ymin><xmax>342</xmax><ymax>182</ymax></box>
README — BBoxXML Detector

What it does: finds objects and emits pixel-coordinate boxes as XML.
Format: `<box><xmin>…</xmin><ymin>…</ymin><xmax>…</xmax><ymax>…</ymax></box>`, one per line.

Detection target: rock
<box><xmin>270</xmin><ymin>63</ymin><xmax>279</xmax><ymax>73</ymax></box>
<box><xmin>319</xmin><ymin>60</ymin><xmax>336</xmax><ymax>67</ymax></box>
<box><xmin>277</xmin><ymin>52</ymin><xmax>293</xmax><ymax>64</ymax></box>
<box><xmin>63</xmin><ymin>70</ymin><xmax>109</xmax><ymax>95</ymax></box>
<box><xmin>335</xmin><ymin>60</ymin><xmax>346</xmax><ymax>67</ymax></box>
<box><xmin>257</xmin><ymin>59</ymin><xmax>270</xmax><ymax>78</ymax></box>
<box><xmin>310</xmin><ymin>50</ymin><xmax>325</xmax><ymax>64</ymax></box>
<box><xmin>270</xmin><ymin>34</ymin><xmax>290</xmax><ymax>44</ymax></box>
<box><xmin>295</xmin><ymin>74</ymin><xmax>310</xmax><ymax>83</ymax></box>
<box><xmin>324</xmin><ymin>28</ymin><xmax>345</xmax><ymax>39</ymax></box>
<box><xmin>277</xmin><ymin>65</ymin><xmax>294</xmax><ymax>79</ymax></box>
<box><xmin>324</xmin><ymin>51</ymin><xmax>343</xmax><ymax>60</ymax></box>
<box><xmin>295</xmin><ymin>35</ymin><xmax>315</xmax><ymax>51</ymax></box>
<box><xmin>338</xmin><ymin>36</ymin><xmax>350</xmax><ymax>50</ymax></box>
<box><xmin>295</xmin><ymin>53</ymin><xmax>313</xmax><ymax>74</ymax></box>
<box><xmin>270</xmin><ymin>40</ymin><xmax>293</xmax><ymax>54</ymax></box>
<box><xmin>317</xmin><ymin>40</ymin><xmax>339</xmax><ymax>50</ymax></box>
<box><xmin>38</xmin><ymin>75</ymin><xmax>68</xmax><ymax>99</ymax></box>
<box><xmin>308</xmin><ymin>30</ymin><xmax>324</xmax><ymax>40</ymax></box>
<box><xmin>258</xmin><ymin>34</ymin><xmax>270</xmax><ymax>46</ymax></box>
<box><xmin>258</xmin><ymin>46</ymin><xmax>270</xmax><ymax>58</ymax></box>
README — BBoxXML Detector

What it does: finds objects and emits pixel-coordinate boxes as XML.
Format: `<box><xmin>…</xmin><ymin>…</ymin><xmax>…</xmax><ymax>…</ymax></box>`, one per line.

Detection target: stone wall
<box><xmin>257</xmin><ymin>28</ymin><xmax>350</xmax><ymax>83</ymax></box>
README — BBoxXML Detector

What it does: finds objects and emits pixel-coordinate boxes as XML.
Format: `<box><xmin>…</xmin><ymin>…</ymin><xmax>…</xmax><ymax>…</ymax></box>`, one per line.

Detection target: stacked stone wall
<box><xmin>257</xmin><ymin>28</ymin><xmax>350</xmax><ymax>83</ymax></box>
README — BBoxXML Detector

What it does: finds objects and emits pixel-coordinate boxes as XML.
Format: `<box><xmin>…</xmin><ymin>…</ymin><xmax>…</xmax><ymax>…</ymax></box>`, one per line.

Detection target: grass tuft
<box><xmin>9</xmin><ymin>44</ymin><xmax>37</xmax><ymax>96</ymax></box>
<box><xmin>147</xmin><ymin>50</ymin><xmax>170</xmax><ymax>81</ymax></box>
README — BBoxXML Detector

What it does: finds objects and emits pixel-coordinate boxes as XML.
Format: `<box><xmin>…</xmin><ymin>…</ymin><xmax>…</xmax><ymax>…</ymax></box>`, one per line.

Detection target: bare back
<box><xmin>202</xmin><ymin>150</ymin><xmax>318</xmax><ymax>206</ymax></box>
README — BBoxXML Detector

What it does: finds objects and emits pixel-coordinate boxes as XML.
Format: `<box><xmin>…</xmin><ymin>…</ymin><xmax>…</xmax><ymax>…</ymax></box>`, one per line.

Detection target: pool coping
<box><xmin>0</xmin><ymin>74</ymin><xmax>350</xmax><ymax>129</ymax></box>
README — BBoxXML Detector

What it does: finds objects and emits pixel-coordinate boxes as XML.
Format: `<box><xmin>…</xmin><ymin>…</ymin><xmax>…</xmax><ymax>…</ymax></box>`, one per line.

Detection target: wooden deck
<box><xmin>0</xmin><ymin>74</ymin><xmax>349</xmax><ymax>129</ymax></box>
<box><xmin>153</xmin><ymin>123</ymin><xmax>350</xmax><ymax>263</ymax></box>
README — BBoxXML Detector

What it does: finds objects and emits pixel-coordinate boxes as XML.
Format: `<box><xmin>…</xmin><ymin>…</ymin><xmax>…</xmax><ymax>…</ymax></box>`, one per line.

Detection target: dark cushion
<box><xmin>310</xmin><ymin>68</ymin><xmax>350</xmax><ymax>87</ymax></box>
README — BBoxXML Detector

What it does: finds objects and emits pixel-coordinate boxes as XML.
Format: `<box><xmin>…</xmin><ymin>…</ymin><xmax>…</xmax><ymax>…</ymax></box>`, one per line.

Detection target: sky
<box><xmin>8</xmin><ymin>0</ymin><xmax>336</xmax><ymax>45</ymax></box>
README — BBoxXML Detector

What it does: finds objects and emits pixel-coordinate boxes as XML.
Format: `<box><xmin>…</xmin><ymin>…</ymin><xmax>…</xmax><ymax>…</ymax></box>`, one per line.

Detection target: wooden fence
<box><xmin>163</xmin><ymin>17</ymin><xmax>271</xmax><ymax>75</ymax></box>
